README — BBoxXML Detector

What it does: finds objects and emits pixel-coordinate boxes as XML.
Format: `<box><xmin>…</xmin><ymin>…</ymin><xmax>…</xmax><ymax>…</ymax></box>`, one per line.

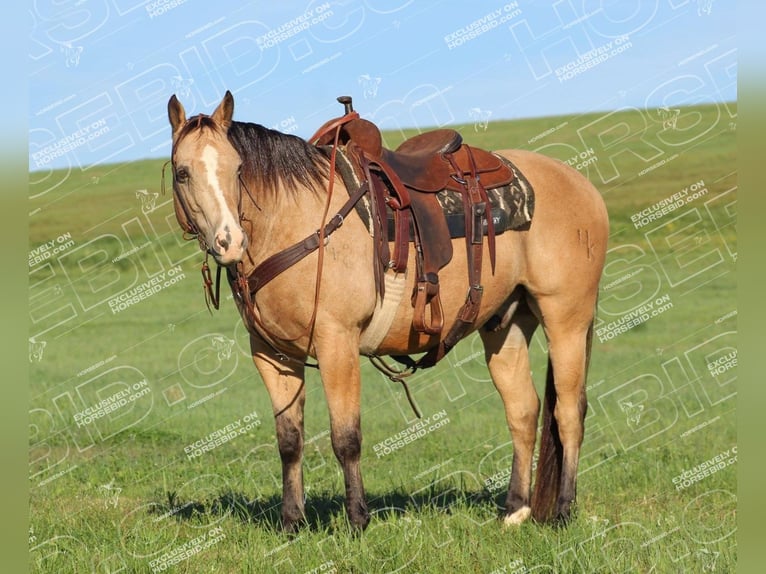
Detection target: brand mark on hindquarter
<box><xmin>577</xmin><ymin>229</ymin><xmax>596</xmax><ymax>261</ymax></box>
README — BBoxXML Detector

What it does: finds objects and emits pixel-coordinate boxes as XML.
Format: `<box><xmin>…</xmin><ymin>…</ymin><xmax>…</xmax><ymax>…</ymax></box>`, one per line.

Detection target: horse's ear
<box><xmin>168</xmin><ymin>94</ymin><xmax>186</xmax><ymax>137</ymax></box>
<box><xmin>211</xmin><ymin>90</ymin><xmax>234</xmax><ymax>129</ymax></box>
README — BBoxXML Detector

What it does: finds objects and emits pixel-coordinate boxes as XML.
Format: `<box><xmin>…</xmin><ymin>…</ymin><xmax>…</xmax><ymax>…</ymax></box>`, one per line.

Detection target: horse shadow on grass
<box><xmin>148</xmin><ymin>484</ymin><xmax>503</xmax><ymax>532</ymax></box>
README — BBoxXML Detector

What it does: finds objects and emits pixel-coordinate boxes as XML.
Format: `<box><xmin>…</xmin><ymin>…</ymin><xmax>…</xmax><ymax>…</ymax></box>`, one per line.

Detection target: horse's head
<box><xmin>167</xmin><ymin>91</ymin><xmax>248</xmax><ymax>266</ymax></box>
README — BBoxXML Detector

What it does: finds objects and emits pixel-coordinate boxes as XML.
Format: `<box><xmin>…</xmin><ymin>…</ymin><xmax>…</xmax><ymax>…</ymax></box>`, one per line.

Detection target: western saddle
<box><xmin>192</xmin><ymin>96</ymin><xmax>522</xmax><ymax>386</ymax></box>
<box><xmin>309</xmin><ymin>96</ymin><xmax>515</xmax><ymax>368</ymax></box>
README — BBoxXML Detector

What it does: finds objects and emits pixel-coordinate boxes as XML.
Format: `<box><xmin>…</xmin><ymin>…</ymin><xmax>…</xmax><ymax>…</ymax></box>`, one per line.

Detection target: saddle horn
<box><xmin>337</xmin><ymin>95</ymin><xmax>354</xmax><ymax>114</ymax></box>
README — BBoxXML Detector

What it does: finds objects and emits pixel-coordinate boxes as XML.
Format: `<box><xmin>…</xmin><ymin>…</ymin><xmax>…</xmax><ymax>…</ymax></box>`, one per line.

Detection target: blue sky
<box><xmin>29</xmin><ymin>0</ymin><xmax>736</xmax><ymax>172</ymax></box>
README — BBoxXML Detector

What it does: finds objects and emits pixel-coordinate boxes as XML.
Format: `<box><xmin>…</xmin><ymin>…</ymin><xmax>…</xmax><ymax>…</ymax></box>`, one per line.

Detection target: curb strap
<box><xmin>166</xmin><ymin>160</ymin><xmax>224</xmax><ymax>315</ymax></box>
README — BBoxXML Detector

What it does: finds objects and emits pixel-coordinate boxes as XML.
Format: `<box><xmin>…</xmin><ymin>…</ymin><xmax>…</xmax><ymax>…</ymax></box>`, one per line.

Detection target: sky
<box><xmin>28</xmin><ymin>0</ymin><xmax>736</xmax><ymax>172</ymax></box>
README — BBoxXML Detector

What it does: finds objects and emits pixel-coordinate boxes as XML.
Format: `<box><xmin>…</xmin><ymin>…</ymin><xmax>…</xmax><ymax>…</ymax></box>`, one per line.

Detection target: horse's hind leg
<box><xmin>480</xmin><ymin>297</ymin><xmax>540</xmax><ymax>526</ymax></box>
<box><xmin>530</xmin><ymin>294</ymin><xmax>594</xmax><ymax>523</ymax></box>
<box><xmin>250</xmin><ymin>335</ymin><xmax>307</xmax><ymax>533</ymax></box>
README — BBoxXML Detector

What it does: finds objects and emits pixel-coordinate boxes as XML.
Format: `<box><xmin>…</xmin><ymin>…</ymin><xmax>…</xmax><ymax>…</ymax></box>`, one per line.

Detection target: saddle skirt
<box><xmin>310</xmin><ymin>96</ymin><xmax>536</xmax><ymax>366</ymax></box>
<box><xmin>331</xmin><ymin>146</ymin><xmax>535</xmax><ymax>242</ymax></box>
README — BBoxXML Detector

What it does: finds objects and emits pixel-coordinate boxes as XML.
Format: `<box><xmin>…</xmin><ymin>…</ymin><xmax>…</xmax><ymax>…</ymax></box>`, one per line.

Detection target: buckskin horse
<box><xmin>166</xmin><ymin>91</ymin><xmax>608</xmax><ymax>532</ymax></box>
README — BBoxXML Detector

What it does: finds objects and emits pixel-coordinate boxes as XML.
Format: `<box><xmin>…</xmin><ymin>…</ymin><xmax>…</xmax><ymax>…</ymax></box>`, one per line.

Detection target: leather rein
<box><xmin>165</xmin><ymin>113</ymin><xmax>432</xmax><ymax>418</ymax></box>
<box><xmin>164</xmin><ymin>112</ymin><xmax>368</xmax><ymax>358</ymax></box>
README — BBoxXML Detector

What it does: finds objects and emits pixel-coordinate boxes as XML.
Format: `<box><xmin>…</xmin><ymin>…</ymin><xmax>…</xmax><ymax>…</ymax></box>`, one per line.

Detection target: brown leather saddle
<box><xmin>311</xmin><ymin>97</ymin><xmax>515</xmax><ymax>363</ymax></box>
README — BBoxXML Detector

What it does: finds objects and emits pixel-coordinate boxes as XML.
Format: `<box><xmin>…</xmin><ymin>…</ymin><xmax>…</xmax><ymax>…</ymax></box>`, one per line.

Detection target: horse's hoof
<box><xmin>282</xmin><ymin>514</ymin><xmax>306</xmax><ymax>535</ymax></box>
<box><xmin>555</xmin><ymin>499</ymin><xmax>574</xmax><ymax>524</ymax></box>
<box><xmin>348</xmin><ymin>503</ymin><xmax>371</xmax><ymax>532</ymax></box>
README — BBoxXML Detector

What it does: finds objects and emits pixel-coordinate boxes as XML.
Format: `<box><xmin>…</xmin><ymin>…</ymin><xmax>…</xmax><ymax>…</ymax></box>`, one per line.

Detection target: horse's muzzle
<box><xmin>211</xmin><ymin>226</ymin><xmax>248</xmax><ymax>265</ymax></box>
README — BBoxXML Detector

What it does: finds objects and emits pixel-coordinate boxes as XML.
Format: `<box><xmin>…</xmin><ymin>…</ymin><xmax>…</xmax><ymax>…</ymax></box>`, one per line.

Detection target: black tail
<box><xmin>530</xmin><ymin>356</ymin><xmax>563</xmax><ymax>522</ymax></box>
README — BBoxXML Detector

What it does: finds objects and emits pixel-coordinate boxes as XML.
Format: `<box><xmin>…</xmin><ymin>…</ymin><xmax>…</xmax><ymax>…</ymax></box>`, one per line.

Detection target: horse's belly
<box><xmin>364</xmin><ymin>233</ymin><xmax>524</xmax><ymax>355</ymax></box>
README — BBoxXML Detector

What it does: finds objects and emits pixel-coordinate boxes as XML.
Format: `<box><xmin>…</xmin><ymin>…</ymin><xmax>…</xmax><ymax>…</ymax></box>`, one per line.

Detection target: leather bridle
<box><xmin>164</xmin><ymin>112</ymin><xmax>422</xmax><ymax>417</ymax></box>
<box><xmin>164</xmin><ymin>115</ymin><xmax>362</xmax><ymax>357</ymax></box>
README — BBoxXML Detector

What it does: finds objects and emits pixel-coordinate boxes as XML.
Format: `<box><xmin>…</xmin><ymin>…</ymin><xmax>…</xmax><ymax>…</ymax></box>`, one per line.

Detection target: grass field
<box><xmin>29</xmin><ymin>103</ymin><xmax>737</xmax><ymax>573</ymax></box>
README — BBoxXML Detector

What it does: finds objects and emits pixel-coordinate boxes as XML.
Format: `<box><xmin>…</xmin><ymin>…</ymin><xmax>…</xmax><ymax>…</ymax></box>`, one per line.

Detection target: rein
<box><xmin>230</xmin><ymin>120</ymin><xmax>346</xmax><ymax>348</ymax></box>
<box><xmin>228</xmin><ymin>142</ymin><xmax>421</xmax><ymax>418</ymax></box>
<box><xmin>167</xmin><ymin>112</ymin><xmax>423</xmax><ymax>418</ymax></box>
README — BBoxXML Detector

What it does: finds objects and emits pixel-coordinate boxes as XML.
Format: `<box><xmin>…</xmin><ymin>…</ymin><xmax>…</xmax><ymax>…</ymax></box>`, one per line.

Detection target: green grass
<box><xmin>29</xmin><ymin>103</ymin><xmax>736</xmax><ymax>572</ymax></box>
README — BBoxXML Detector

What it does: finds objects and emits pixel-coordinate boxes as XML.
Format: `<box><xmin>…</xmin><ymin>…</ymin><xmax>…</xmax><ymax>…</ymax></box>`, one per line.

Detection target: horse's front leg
<box><xmin>315</xmin><ymin>329</ymin><xmax>370</xmax><ymax>530</ymax></box>
<box><xmin>250</xmin><ymin>334</ymin><xmax>307</xmax><ymax>533</ymax></box>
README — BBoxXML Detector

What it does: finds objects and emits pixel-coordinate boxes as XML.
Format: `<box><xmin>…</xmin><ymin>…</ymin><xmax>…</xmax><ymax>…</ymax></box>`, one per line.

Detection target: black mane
<box><xmin>227</xmin><ymin>121</ymin><xmax>328</xmax><ymax>198</ymax></box>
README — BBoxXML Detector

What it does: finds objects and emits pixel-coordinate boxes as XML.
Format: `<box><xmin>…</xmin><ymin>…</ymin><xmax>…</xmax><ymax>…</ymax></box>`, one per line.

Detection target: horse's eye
<box><xmin>175</xmin><ymin>168</ymin><xmax>189</xmax><ymax>184</ymax></box>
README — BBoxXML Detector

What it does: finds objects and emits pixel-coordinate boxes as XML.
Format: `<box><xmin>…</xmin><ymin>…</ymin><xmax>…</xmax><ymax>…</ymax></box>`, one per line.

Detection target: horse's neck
<box><xmin>237</xmin><ymin>178</ymin><xmax>331</xmax><ymax>277</ymax></box>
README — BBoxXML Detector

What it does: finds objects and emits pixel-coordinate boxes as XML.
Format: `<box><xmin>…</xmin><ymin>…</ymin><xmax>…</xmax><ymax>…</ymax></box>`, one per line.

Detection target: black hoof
<box><xmin>281</xmin><ymin>511</ymin><xmax>306</xmax><ymax>535</ymax></box>
<box><xmin>554</xmin><ymin>498</ymin><xmax>575</xmax><ymax>525</ymax></box>
<box><xmin>348</xmin><ymin>502</ymin><xmax>370</xmax><ymax>532</ymax></box>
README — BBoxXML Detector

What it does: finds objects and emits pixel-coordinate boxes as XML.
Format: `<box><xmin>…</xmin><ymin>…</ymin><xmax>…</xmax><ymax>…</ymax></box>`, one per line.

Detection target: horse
<box><xmin>166</xmin><ymin>91</ymin><xmax>609</xmax><ymax>532</ymax></box>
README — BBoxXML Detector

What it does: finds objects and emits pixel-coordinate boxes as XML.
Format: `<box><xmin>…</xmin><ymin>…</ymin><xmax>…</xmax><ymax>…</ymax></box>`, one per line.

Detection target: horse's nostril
<box><xmin>217</xmin><ymin>236</ymin><xmax>229</xmax><ymax>250</ymax></box>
